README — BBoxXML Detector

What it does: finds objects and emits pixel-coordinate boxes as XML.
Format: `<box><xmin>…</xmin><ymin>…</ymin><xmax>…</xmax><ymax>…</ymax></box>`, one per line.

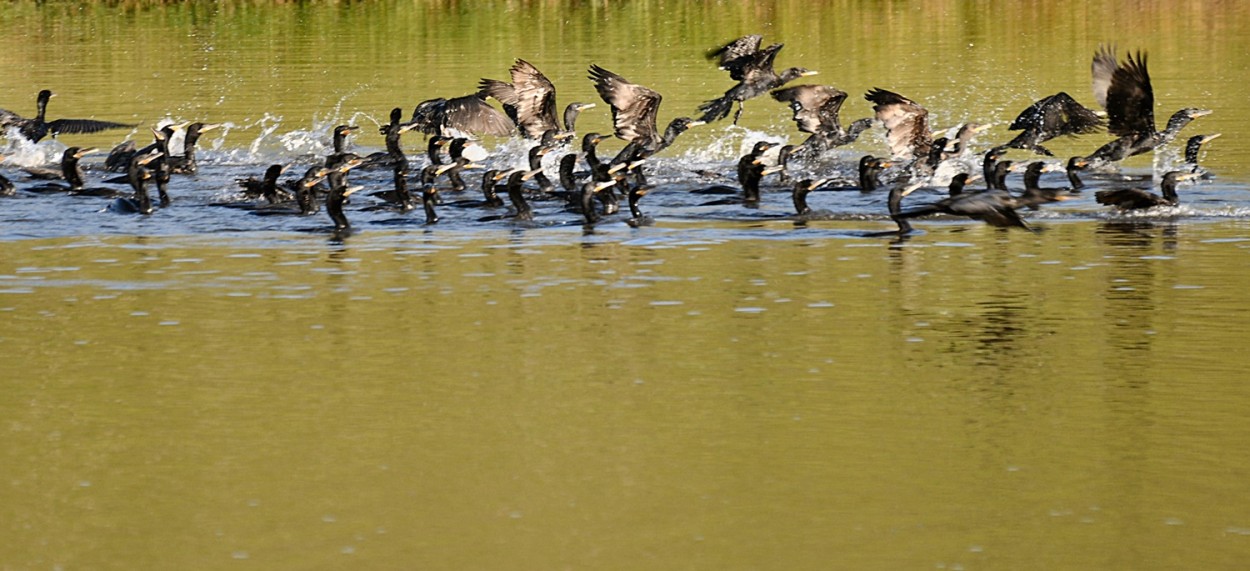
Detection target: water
<box><xmin>3</xmin><ymin>1</ymin><xmax>1250</xmax><ymax>568</ymax></box>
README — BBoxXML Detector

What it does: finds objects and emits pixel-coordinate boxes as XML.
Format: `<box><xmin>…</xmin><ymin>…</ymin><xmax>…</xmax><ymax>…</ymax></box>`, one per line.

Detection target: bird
<box><xmin>1086</xmin><ymin>46</ymin><xmax>1210</xmax><ymax>164</ymax></box>
<box><xmin>770</xmin><ymin>84</ymin><xmax>873</xmax><ymax>155</ymax></box>
<box><xmin>698</xmin><ymin>35</ymin><xmax>817</xmax><ymax>124</ymax></box>
<box><xmin>250</xmin><ymin>167</ymin><xmax>332</xmax><ymax>217</ymax></box>
<box><xmin>1183</xmin><ymin>133</ymin><xmax>1220</xmax><ymax>175</ymax></box>
<box><xmin>858</xmin><ymin>155</ymin><xmax>893</xmax><ymax>192</ymax></box>
<box><xmin>168</xmin><ymin>122</ymin><xmax>220</xmax><ymax>174</ymax></box>
<box><xmin>107</xmin><ymin>151</ymin><xmax>162</xmax><ymax>215</ymax></box>
<box><xmin>324</xmin><ymin>155</ymin><xmax>367</xmax><ymax>233</ymax></box>
<box><xmin>865</xmin><ymin>88</ymin><xmax>933</xmax><ymax>161</ymax></box>
<box><xmin>792</xmin><ymin>178</ymin><xmax>833</xmax><ymax>217</ymax></box>
<box><xmin>480</xmin><ymin>59</ymin><xmax>596</xmax><ymax>140</ymax></box>
<box><xmin>1064</xmin><ymin>156</ymin><xmax>1089</xmax><ymax>190</ymax></box>
<box><xmin>895</xmin><ymin>172</ymin><xmax>1050</xmax><ymax>230</ymax></box>
<box><xmin>25</xmin><ymin>147</ymin><xmax>98</xmax><ymax>193</ymax></box>
<box><xmin>0</xmin><ymin>89</ymin><xmax>133</xmax><ymax>143</ymax></box>
<box><xmin>997</xmin><ymin>92</ymin><xmax>1103</xmax><ymax>156</ymax></box>
<box><xmin>1095</xmin><ymin>171</ymin><xmax>1200</xmax><ymax>210</ymax></box>
<box><xmin>407</xmin><ymin>91</ymin><xmax>514</xmax><ymax>138</ymax></box>
<box><xmin>588</xmin><ymin>64</ymin><xmax>704</xmax><ymax>161</ymax></box>
<box><xmin>236</xmin><ymin>164</ymin><xmax>291</xmax><ymax>204</ymax></box>
<box><xmin>104</xmin><ymin>121</ymin><xmax>186</xmax><ymax>173</ymax></box>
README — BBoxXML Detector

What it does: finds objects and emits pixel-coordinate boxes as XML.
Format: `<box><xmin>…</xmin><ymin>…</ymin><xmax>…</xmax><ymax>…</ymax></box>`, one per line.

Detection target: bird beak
<box><xmin>1202</xmin><ymin>133</ymin><xmax>1222</xmax><ymax>143</ymax></box>
<box><xmin>579</xmin><ymin>103</ymin><xmax>597</xmax><ymax>110</ymax></box>
<box><xmin>687</xmin><ymin>120</ymin><xmax>706</xmax><ymax>127</ymax></box>
<box><xmin>1189</xmin><ymin>109</ymin><xmax>1213</xmax><ymax>118</ymax></box>
<box><xmin>493</xmin><ymin>170</ymin><xmax>512</xmax><ymax>181</ymax></box>
<box><xmin>199</xmin><ymin>123</ymin><xmax>222</xmax><ymax>132</ymax></box>
<box><xmin>174</xmin><ymin>121</ymin><xmax>192</xmax><ymax>131</ymax></box>
<box><xmin>607</xmin><ymin>162</ymin><xmax>630</xmax><ymax>174</ymax></box>
<box><xmin>800</xmin><ymin>70</ymin><xmax>820</xmax><ymax>77</ymax></box>
<box><xmin>810</xmin><ymin>178</ymin><xmax>830</xmax><ymax>189</ymax></box>
<box><xmin>341</xmin><ymin>158</ymin><xmax>365</xmax><ymax>171</ymax></box>
<box><xmin>279</xmin><ymin>164</ymin><xmax>292</xmax><ymax>174</ymax></box>
<box><xmin>522</xmin><ymin>169</ymin><xmax>542</xmax><ymax>180</ymax></box>
<box><xmin>399</xmin><ymin>122</ymin><xmax>420</xmax><ymax>134</ymax></box>
<box><xmin>150</xmin><ymin>128</ymin><xmax>166</xmax><ymax>140</ymax></box>
<box><xmin>1008</xmin><ymin>162</ymin><xmax>1025</xmax><ymax>172</ymax></box>
<box><xmin>966</xmin><ymin>174</ymin><xmax>983</xmax><ymax>183</ymax></box>
<box><xmin>593</xmin><ymin>180</ymin><xmax>616</xmax><ymax>192</ymax></box>
<box><xmin>75</xmin><ymin>147</ymin><xmax>99</xmax><ymax>158</ymax></box>
<box><xmin>761</xmin><ymin>166</ymin><xmax>786</xmax><ymax>176</ymax></box>
<box><xmin>435</xmin><ymin>163</ymin><xmax>457</xmax><ymax>175</ymax></box>
<box><xmin>878</xmin><ymin>161</ymin><xmax>894</xmax><ymax>168</ymax></box>
<box><xmin>343</xmin><ymin>185</ymin><xmax>364</xmax><ymax>197</ymax></box>
<box><xmin>1176</xmin><ymin>172</ymin><xmax>1204</xmax><ymax>182</ymax></box>
<box><xmin>138</xmin><ymin>152</ymin><xmax>163</xmax><ymax>165</ymax></box>
<box><xmin>973</xmin><ymin>123</ymin><xmax>994</xmax><ymax>133</ymax></box>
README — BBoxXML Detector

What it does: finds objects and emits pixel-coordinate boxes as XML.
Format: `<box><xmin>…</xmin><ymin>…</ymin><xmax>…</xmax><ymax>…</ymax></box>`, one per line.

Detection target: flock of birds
<box><xmin>0</xmin><ymin>38</ymin><xmax>1223</xmax><ymax>238</ymax></box>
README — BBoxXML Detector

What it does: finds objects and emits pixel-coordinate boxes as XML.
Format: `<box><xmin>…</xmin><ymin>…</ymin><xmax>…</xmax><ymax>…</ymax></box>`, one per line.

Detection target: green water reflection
<box><xmin>3</xmin><ymin>222</ymin><xmax>1250</xmax><ymax>568</ymax></box>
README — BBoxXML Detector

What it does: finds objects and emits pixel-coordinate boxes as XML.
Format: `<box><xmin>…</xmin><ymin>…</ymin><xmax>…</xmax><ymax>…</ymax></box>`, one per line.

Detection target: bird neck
<box><xmin>35</xmin><ymin>93</ymin><xmax>49</xmax><ymax>122</ymax></box>
<box><xmin>793</xmin><ymin>187</ymin><xmax>811</xmax><ymax>215</ymax></box>
<box><xmin>62</xmin><ymin>158</ymin><xmax>83</xmax><ymax>188</ymax></box>
<box><xmin>563</xmin><ymin>105</ymin><xmax>582</xmax><ymax>132</ymax></box>
<box><xmin>1023</xmin><ymin>168</ymin><xmax>1043</xmax><ymax>191</ymax></box>
<box><xmin>859</xmin><ymin>167</ymin><xmax>880</xmax><ymax>191</ymax></box>
<box><xmin>581</xmin><ymin>187</ymin><xmax>599</xmax><ymax>224</ymax></box>
<box><xmin>628</xmin><ymin>189</ymin><xmax>644</xmax><ymax>219</ymax></box>
<box><xmin>1185</xmin><ymin>139</ymin><xmax>1203</xmax><ymax>164</ymax></box>
<box><xmin>1160</xmin><ymin>112</ymin><xmax>1192</xmax><ymax>143</ymax></box>
<box><xmin>1161</xmin><ymin>177</ymin><xmax>1181</xmax><ymax>203</ymax></box>
<box><xmin>1067</xmin><ymin>164</ymin><xmax>1085</xmax><ymax>190</ymax></box>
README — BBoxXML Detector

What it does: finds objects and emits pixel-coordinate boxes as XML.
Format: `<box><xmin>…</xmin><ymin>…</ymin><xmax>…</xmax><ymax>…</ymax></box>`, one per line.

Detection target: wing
<box><xmin>409</xmin><ymin>98</ymin><xmax>449</xmax><ymax>135</ymax></box>
<box><xmin>1008</xmin><ymin>92</ymin><xmax>1104</xmax><ymax>141</ymax></box>
<box><xmin>707</xmin><ymin>35</ymin><xmax>763</xmax><ymax>80</ymax></box>
<box><xmin>772</xmin><ymin>85</ymin><xmax>845</xmax><ymax>134</ymax></box>
<box><xmin>740</xmin><ymin>43</ymin><xmax>783</xmax><ymax>84</ymax></box>
<box><xmin>45</xmin><ymin>118</ymin><xmax>134</xmax><ymax>136</ymax></box>
<box><xmin>865</xmin><ymin>88</ymin><xmax>931</xmax><ymax>160</ymax></box>
<box><xmin>507</xmin><ymin>59</ymin><xmax>558</xmax><ymax>138</ymax></box>
<box><xmin>588</xmin><ymin>64</ymin><xmax>661</xmax><ymax>146</ymax></box>
<box><xmin>1105</xmin><ymin>51</ymin><xmax>1154</xmax><ymax>137</ymax></box>
<box><xmin>0</xmin><ymin>108</ymin><xmax>25</xmax><ymax>129</ymax></box>
<box><xmin>1090</xmin><ymin>44</ymin><xmax>1118</xmax><ymax>110</ymax></box>
<box><xmin>478</xmin><ymin>78</ymin><xmax>522</xmax><ymax>130</ymax></box>
<box><xmin>442</xmin><ymin>94</ymin><xmax>515</xmax><ymax>137</ymax></box>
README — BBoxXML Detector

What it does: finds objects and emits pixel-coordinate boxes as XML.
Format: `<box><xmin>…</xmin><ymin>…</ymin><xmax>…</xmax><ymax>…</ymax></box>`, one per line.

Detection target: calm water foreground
<box><xmin>4</xmin><ymin>1</ymin><xmax>1250</xmax><ymax>569</ymax></box>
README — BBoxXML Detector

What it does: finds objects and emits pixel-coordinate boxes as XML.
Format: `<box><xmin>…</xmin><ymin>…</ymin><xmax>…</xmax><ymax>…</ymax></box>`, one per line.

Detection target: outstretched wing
<box><xmin>589</xmin><ymin>64</ymin><xmax>661</xmax><ymax>146</ymax></box>
<box><xmin>46</xmin><ymin>118</ymin><xmax>134</xmax><ymax>137</ymax></box>
<box><xmin>1008</xmin><ymin>92</ymin><xmax>1104</xmax><ymax>141</ymax></box>
<box><xmin>707</xmin><ymin>35</ymin><xmax>763</xmax><ymax>80</ymax></box>
<box><xmin>1105</xmin><ymin>51</ymin><xmax>1155</xmax><ymax>137</ymax></box>
<box><xmin>506</xmin><ymin>59</ymin><xmax>558</xmax><ymax>138</ymax></box>
<box><xmin>772</xmin><ymin>85</ymin><xmax>846</xmax><ymax>135</ymax></box>
<box><xmin>442</xmin><ymin>94</ymin><xmax>515</xmax><ymax>137</ymax></box>
<box><xmin>865</xmin><ymin>88</ymin><xmax>931</xmax><ymax>160</ymax></box>
<box><xmin>1091</xmin><ymin>44</ymin><xmax>1118</xmax><ymax>110</ymax></box>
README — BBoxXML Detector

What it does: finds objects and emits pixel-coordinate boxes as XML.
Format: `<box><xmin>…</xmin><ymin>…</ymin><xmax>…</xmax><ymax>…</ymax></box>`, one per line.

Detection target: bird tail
<box><xmin>697</xmin><ymin>97</ymin><xmax>733</xmax><ymax>123</ymax></box>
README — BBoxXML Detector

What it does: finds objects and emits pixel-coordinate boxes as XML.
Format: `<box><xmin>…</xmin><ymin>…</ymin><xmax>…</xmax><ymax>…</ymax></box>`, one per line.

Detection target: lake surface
<box><xmin>3</xmin><ymin>1</ymin><xmax>1250</xmax><ymax>569</ymax></box>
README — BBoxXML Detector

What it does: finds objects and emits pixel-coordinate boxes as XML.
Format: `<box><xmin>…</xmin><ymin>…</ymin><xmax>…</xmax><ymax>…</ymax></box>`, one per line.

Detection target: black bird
<box><xmin>480</xmin><ymin>169</ymin><xmax>542</xmax><ymax>222</ymax></box>
<box><xmin>865</xmin><ymin>88</ymin><xmax>933</xmax><ymax>161</ymax></box>
<box><xmin>447</xmin><ymin>169</ymin><xmax>510</xmax><ymax>209</ymax></box>
<box><xmin>426</xmin><ymin>135</ymin><xmax>451</xmax><ymax>166</ymax></box>
<box><xmin>169</xmin><ymin>122</ymin><xmax>221</xmax><ymax>174</ymax></box>
<box><xmin>983</xmin><ymin>147</ymin><xmax>1006</xmax><ymax>189</ymax></box>
<box><xmin>1095</xmin><ymin>171</ymin><xmax>1200</xmax><ymax>210</ymax></box>
<box><xmin>691</xmin><ymin>142</ymin><xmax>776</xmax><ymax>196</ymax></box>
<box><xmin>579</xmin><ymin>179</ymin><xmax>623</xmax><ymax>224</ymax></box>
<box><xmin>1010</xmin><ymin>161</ymin><xmax>1069</xmax><ymax>208</ymax></box>
<box><xmin>26</xmin><ymin>147</ymin><xmax>97</xmax><ymax>193</ymax></box>
<box><xmin>588</xmin><ymin>64</ymin><xmax>704</xmax><ymax>160</ymax></box>
<box><xmin>771</xmin><ymin>84</ymin><xmax>872</xmax><ymax>154</ymax></box>
<box><xmin>998</xmin><ymin>92</ymin><xmax>1103</xmax><ymax>156</ymax></box>
<box><xmin>104</xmin><ymin>122</ymin><xmax>182</xmax><ymax>174</ymax></box>
<box><xmin>408</xmin><ymin>91</ymin><xmax>514</xmax><ymax>138</ymax></box>
<box><xmin>526</xmin><ymin>145</ymin><xmax>556</xmax><ymax>193</ymax></box>
<box><xmin>895</xmin><ymin>172</ymin><xmax>1049</xmax><ymax>230</ymax></box>
<box><xmin>325</xmin><ymin>155</ymin><xmax>367</xmax><ymax>233</ymax></box>
<box><xmin>1087</xmin><ymin>46</ymin><xmax>1210</xmax><ymax>164</ymax></box>
<box><xmin>1065</xmin><ymin>156</ymin><xmax>1089</xmax><ymax>190</ymax></box>
<box><xmin>626</xmin><ymin>183</ymin><xmax>654</xmax><ymax>227</ymax></box>
<box><xmin>104</xmin><ymin>126</ymin><xmax>178</xmax><ymax>206</ymax></box>
<box><xmin>481</xmin><ymin>59</ymin><xmax>596</xmax><ymax>140</ymax></box>
<box><xmin>699</xmin><ymin>158</ymin><xmax>783</xmax><ymax>206</ymax></box>
<box><xmin>858</xmin><ymin>155</ymin><xmax>892</xmax><ymax>192</ymax></box>
<box><xmin>250</xmin><ymin>167</ymin><xmax>332</xmax><ymax>217</ymax></box>
<box><xmin>792</xmin><ymin>178</ymin><xmax>832</xmax><ymax>217</ymax></box>
<box><xmin>0</xmin><ymin>89</ymin><xmax>133</xmax><ymax>143</ymax></box>
<box><xmin>237</xmin><ymin>164</ymin><xmax>291</xmax><ymax>204</ymax></box>
<box><xmin>108</xmin><ymin>151</ymin><xmax>162</xmax><ymax>215</ymax></box>
<box><xmin>699</xmin><ymin>35</ymin><xmax>817</xmax><ymax>124</ymax></box>
<box><xmin>558</xmin><ymin>153</ymin><xmax>580</xmax><ymax>193</ymax></box>
<box><xmin>1183</xmin><ymin>133</ymin><xmax>1220</xmax><ymax>174</ymax></box>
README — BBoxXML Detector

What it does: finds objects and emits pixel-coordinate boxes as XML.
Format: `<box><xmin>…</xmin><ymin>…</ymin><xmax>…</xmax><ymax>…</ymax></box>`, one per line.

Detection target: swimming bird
<box><xmin>168</xmin><ymin>122</ymin><xmax>220</xmax><ymax>174</ymax></box>
<box><xmin>865</xmin><ymin>88</ymin><xmax>933</xmax><ymax>161</ymax></box>
<box><xmin>325</xmin><ymin>155</ymin><xmax>367</xmax><ymax>233</ymax></box>
<box><xmin>426</xmin><ymin>135</ymin><xmax>451</xmax><ymax>166</ymax></box>
<box><xmin>104</xmin><ymin>122</ymin><xmax>184</xmax><ymax>173</ymax></box>
<box><xmin>1183</xmin><ymin>133</ymin><xmax>1220</xmax><ymax>175</ymax></box>
<box><xmin>792</xmin><ymin>178</ymin><xmax>832</xmax><ymax>217</ymax></box>
<box><xmin>580</xmin><ymin>179</ymin><xmax>623</xmax><ymax>224</ymax></box>
<box><xmin>771</xmin><ymin>84</ymin><xmax>872</xmax><ymax>155</ymax></box>
<box><xmin>896</xmin><ymin>172</ymin><xmax>1048</xmax><ymax>230</ymax></box>
<box><xmin>997</xmin><ymin>92</ymin><xmax>1103</xmax><ymax>156</ymax></box>
<box><xmin>250</xmin><ymin>167</ymin><xmax>331</xmax><ymax>217</ymax></box>
<box><xmin>0</xmin><ymin>90</ymin><xmax>133</xmax><ymax>143</ymax></box>
<box><xmin>626</xmin><ymin>183</ymin><xmax>654</xmax><ymax>227</ymax></box>
<box><xmin>479</xmin><ymin>169</ymin><xmax>541</xmax><ymax>222</ymax></box>
<box><xmin>858</xmin><ymin>155</ymin><xmax>892</xmax><ymax>192</ymax></box>
<box><xmin>108</xmin><ymin>151</ymin><xmax>162</xmax><ymax>215</ymax></box>
<box><xmin>526</xmin><ymin>144</ymin><xmax>556</xmax><ymax>193</ymax></box>
<box><xmin>588</xmin><ymin>64</ymin><xmax>704</xmax><ymax>161</ymax></box>
<box><xmin>1010</xmin><ymin>161</ymin><xmax>1068</xmax><ymax>208</ymax></box>
<box><xmin>447</xmin><ymin>169</ymin><xmax>509</xmax><ymax>209</ymax></box>
<box><xmin>408</xmin><ymin>91</ymin><xmax>514</xmax><ymax>138</ymax></box>
<box><xmin>983</xmin><ymin>147</ymin><xmax>1006</xmax><ymax>189</ymax></box>
<box><xmin>480</xmin><ymin>59</ymin><xmax>596</xmax><ymax>139</ymax></box>
<box><xmin>1087</xmin><ymin>46</ymin><xmax>1210</xmax><ymax>164</ymax></box>
<box><xmin>1095</xmin><ymin>171</ymin><xmax>1200</xmax><ymax>210</ymax></box>
<box><xmin>699</xmin><ymin>35</ymin><xmax>817</xmax><ymax>124</ymax></box>
<box><xmin>237</xmin><ymin>164</ymin><xmax>291</xmax><ymax>204</ymax></box>
<box><xmin>1065</xmin><ymin>156</ymin><xmax>1089</xmax><ymax>190</ymax></box>
<box><xmin>26</xmin><ymin>147</ymin><xmax>97</xmax><ymax>193</ymax></box>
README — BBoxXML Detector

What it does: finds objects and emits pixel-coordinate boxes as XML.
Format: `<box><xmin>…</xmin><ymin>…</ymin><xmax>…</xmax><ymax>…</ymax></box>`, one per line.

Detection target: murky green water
<box><xmin>3</xmin><ymin>1</ymin><xmax>1250</xmax><ymax>568</ymax></box>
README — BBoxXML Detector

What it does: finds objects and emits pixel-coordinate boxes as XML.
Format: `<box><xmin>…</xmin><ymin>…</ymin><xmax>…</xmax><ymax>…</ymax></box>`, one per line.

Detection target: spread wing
<box><xmin>738</xmin><ymin>43</ymin><xmax>783</xmax><ymax>86</ymax></box>
<box><xmin>1105</xmin><ymin>51</ymin><xmax>1155</xmax><ymax>137</ymax></box>
<box><xmin>589</xmin><ymin>64</ymin><xmax>661</xmax><ymax>146</ymax></box>
<box><xmin>865</xmin><ymin>88</ymin><xmax>931</xmax><ymax>160</ymax></box>
<box><xmin>772</xmin><ymin>85</ymin><xmax>846</xmax><ymax>134</ymax></box>
<box><xmin>1090</xmin><ymin>44</ymin><xmax>1118</xmax><ymax>110</ymax></box>
<box><xmin>0</xmin><ymin>108</ymin><xmax>24</xmax><ymax>130</ymax></box>
<box><xmin>507</xmin><ymin>59</ymin><xmax>558</xmax><ymax>138</ymax></box>
<box><xmin>707</xmin><ymin>35</ymin><xmax>763</xmax><ymax>80</ymax></box>
<box><xmin>442</xmin><ymin>93</ymin><xmax>515</xmax><ymax>137</ymax></box>
<box><xmin>1007</xmin><ymin>92</ymin><xmax>1104</xmax><ymax>141</ymax></box>
<box><xmin>46</xmin><ymin>118</ymin><xmax>134</xmax><ymax>136</ymax></box>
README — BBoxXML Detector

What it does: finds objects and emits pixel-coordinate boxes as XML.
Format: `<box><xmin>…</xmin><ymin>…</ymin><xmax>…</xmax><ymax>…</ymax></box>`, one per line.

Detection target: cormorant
<box><xmin>771</xmin><ymin>84</ymin><xmax>871</xmax><ymax>155</ymax></box>
<box><xmin>1065</xmin><ymin>156</ymin><xmax>1089</xmax><ymax>190</ymax></box>
<box><xmin>699</xmin><ymin>35</ymin><xmax>817</xmax><ymax>124</ymax></box>
<box><xmin>1095</xmin><ymin>171</ymin><xmax>1199</xmax><ymax>210</ymax></box>
<box><xmin>1087</xmin><ymin>46</ymin><xmax>1210</xmax><ymax>164</ymax></box>
<box><xmin>237</xmin><ymin>164</ymin><xmax>291</xmax><ymax>204</ymax></box>
<box><xmin>481</xmin><ymin>59</ymin><xmax>596</xmax><ymax>139</ymax></box>
<box><xmin>579</xmin><ymin>179</ymin><xmax>622</xmax><ymax>224</ymax></box>
<box><xmin>1183</xmin><ymin>133</ymin><xmax>1220</xmax><ymax>174</ymax></box>
<box><xmin>169</xmin><ymin>122</ymin><xmax>220</xmax><ymax>174</ymax></box>
<box><xmin>26</xmin><ymin>147</ymin><xmax>97</xmax><ymax>193</ymax></box>
<box><xmin>983</xmin><ymin>147</ymin><xmax>1006</xmax><ymax>189</ymax></box>
<box><xmin>588</xmin><ymin>64</ymin><xmax>704</xmax><ymax>160</ymax></box>
<box><xmin>527</xmin><ymin>144</ymin><xmax>555</xmax><ymax>193</ymax></box>
<box><xmin>108</xmin><ymin>151</ymin><xmax>162</xmax><ymax>215</ymax></box>
<box><xmin>997</xmin><ymin>92</ymin><xmax>1103</xmax><ymax>156</ymax></box>
<box><xmin>865</xmin><ymin>88</ymin><xmax>933</xmax><ymax>161</ymax></box>
<box><xmin>896</xmin><ymin>172</ymin><xmax>1048</xmax><ymax>230</ymax></box>
<box><xmin>792</xmin><ymin>178</ymin><xmax>831</xmax><ymax>217</ymax></box>
<box><xmin>104</xmin><ymin>122</ymin><xmax>183</xmax><ymax>174</ymax></box>
<box><xmin>325</xmin><ymin>155</ymin><xmax>367</xmax><ymax>233</ymax></box>
<box><xmin>859</xmin><ymin>155</ymin><xmax>892</xmax><ymax>192</ymax></box>
<box><xmin>250</xmin><ymin>167</ymin><xmax>331</xmax><ymax>217</ymax></box>
<box><xmin>408</xmin><ymin>91</ymin><xmax>514</xmax><ymax>138</ymax></box>
<box><xmin>426</xmin><ymin>135</ymin><xmax>451</xmax><ymax>166</ymax></box>
<box><xmin>0</xmin><ymin>90</ymin><xmax>133</xmax><ymax>143</ymax></box>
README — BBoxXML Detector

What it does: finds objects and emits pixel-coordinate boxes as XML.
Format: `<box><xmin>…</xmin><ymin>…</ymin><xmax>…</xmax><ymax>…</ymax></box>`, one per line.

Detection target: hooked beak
<box><xmin>343</xmin><ymin>185</ymin><xmax>364</xmax><ymax>197</ymax></box>
<box><xmin>800</xmin><ymin>70</ymin><xmax>820</xmax><ymax>77</ymax></box>
<box><xmin>592</xmin><ymin>180</ymin><xmax>616</xmax><ymax>192</ymax></box>
<box><xmin>578</xmin><ymin>103</ymin><xmax>597</xmax><ymax>111</ymax></box>
<box><xmin>1189</xmin><ymin>109</ymin><xmax>1213</xmax><ymax>118</ymax></box>
<box><xmin>808</xmin><ymin>178</ymin><xmax>830</xmax><ymax>189</ymax></box>
<box><xmin>75</xmin><ymin>147</ymin><xmax>99</xmax><ymax>158</ymax></box>
<box><xmin>1201</xmin><ymin>133</ymin><xmax>1222</xmax><ymax>143</ymax></box>
<box><xmin>761</xmin><ymin>165</ymin><xmax>786</xmax><ymax>176</ymax></box>
<box><xmin>199</xmin><ymin>123</ymin><xmax>222</xmax><ymax>133</ymax></box>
